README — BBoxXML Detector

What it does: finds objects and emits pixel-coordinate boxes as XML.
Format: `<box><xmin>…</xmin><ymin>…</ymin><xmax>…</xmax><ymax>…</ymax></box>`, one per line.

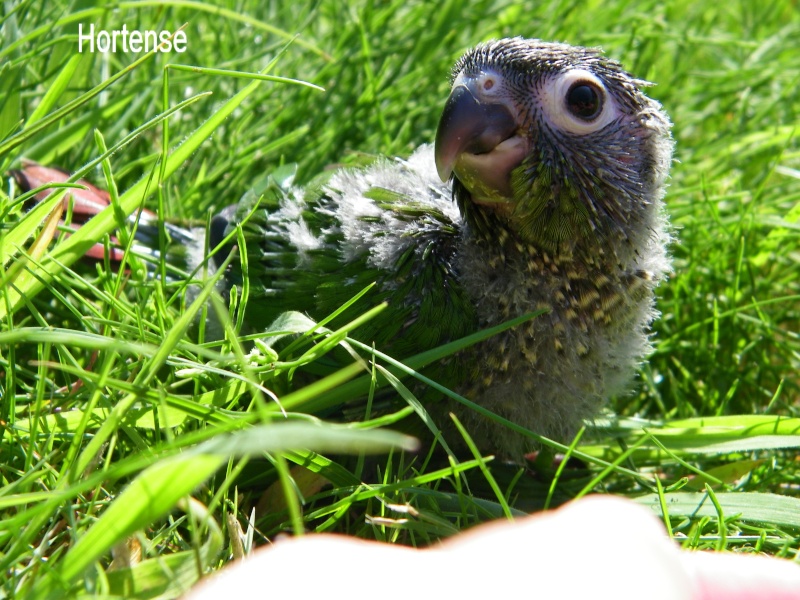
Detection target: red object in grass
<box><xmin>10</xmin><ymin>160</ymin><xmax>193</xmax><ymax>264</ymax></box>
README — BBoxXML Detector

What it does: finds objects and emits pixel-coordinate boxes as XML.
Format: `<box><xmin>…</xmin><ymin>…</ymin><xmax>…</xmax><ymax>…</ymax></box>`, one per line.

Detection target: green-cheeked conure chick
<box><xmin>198</xmin><ymin>37</ymin><xmax>673</xmax><ymax>459</ymax></box>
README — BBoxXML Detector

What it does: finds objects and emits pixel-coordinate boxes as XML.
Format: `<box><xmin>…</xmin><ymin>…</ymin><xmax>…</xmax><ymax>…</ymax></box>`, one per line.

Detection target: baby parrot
<box><xmin>201</xmin><ymin>37</ymin><xmax>673</xmax><ymax>458</ymax></box>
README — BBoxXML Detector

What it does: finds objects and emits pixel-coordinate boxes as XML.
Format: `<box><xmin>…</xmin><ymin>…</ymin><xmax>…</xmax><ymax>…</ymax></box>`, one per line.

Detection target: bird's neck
<box><xmin>454</xmin><ymin>176</ymin><xmax>642</xmax><ymax>269</ymax></box>
<box><xmin>457</xmin><ymin>192</ymin><xmax>600</xmax><ymax>267</ymax></box>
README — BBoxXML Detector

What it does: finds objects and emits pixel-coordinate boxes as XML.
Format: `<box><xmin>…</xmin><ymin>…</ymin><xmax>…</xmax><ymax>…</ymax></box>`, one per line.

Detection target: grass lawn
<box><xmin>1</xmin><ymin>0</ymin><xmax>799</xmax><ymax>597</ymax></box>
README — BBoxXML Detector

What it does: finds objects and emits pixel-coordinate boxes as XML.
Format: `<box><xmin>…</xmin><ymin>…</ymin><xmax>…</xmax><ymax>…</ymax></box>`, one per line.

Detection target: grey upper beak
<box><xmin>434</xmin><ymin>82</ymin><xmax>518</xmax><ymax>182</ymax></box>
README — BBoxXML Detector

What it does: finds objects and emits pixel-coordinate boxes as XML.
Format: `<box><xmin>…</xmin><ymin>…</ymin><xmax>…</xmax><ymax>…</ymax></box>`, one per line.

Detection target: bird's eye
<box><xmin>540</xmin><ymin>69</ymin><xmax>619</xmax><ymax>135</ymax></box>
<box><xmin>565</xmin><ymin>81</ymin><xmax>603</xmax><ymax>121</ymax></box>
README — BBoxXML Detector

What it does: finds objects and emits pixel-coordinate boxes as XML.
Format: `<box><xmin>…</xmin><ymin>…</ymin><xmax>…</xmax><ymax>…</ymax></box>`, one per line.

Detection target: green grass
<box><xmin>2</xmin><ymin>0</ymin><xmax>800</xmax><ymax>597</ymax></box>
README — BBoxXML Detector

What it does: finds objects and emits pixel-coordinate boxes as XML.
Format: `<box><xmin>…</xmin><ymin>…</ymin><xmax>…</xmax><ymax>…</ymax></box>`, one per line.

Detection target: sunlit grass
<box><xmin>1</xmin><ymin>0</ymin><xmax>799</xmax><ymax>597</ymax></box>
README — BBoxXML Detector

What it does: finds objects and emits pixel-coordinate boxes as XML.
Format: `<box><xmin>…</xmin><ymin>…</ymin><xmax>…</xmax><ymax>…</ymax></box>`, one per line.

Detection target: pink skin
<box><xmin>184</xmin><ymin>496</ymin><xmax>800</xmax><ymax>600</ymax></box>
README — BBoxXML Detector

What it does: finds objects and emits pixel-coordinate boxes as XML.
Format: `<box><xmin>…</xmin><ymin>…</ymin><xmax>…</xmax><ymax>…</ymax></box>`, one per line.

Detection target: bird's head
<box><xmin>435</xmin><ymin>37</ymin><xmax>672</xmax><ymax>253</ymax></box>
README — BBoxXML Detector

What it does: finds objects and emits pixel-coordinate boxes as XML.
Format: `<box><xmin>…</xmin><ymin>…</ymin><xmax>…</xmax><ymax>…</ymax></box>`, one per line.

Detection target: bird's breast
<box><xmin>453</xmin><ymin>235</ymin><xmax>659</xmax><ymax>411</ymax></box>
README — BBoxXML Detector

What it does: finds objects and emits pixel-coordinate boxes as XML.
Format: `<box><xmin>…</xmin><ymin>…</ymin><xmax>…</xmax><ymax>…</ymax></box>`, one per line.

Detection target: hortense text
<box><xmin>78</xmin><ymin>23</ymin><xmax>187</xmax><ymax>53</ymax></box>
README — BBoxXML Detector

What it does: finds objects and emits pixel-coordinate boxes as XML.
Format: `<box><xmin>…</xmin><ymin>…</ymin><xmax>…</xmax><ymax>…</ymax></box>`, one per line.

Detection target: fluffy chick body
<box><xmin>208</xmin><ymin>38</ymin><xmax>673</xmax><ymax>459</ymax></box>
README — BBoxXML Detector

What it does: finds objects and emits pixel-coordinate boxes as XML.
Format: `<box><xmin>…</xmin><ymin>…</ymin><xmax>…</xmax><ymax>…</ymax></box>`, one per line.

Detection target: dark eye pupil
<box><xmin>566</xmin><ymin>82</ymin><xmax>602</xmax><ymax>120</ymax></box>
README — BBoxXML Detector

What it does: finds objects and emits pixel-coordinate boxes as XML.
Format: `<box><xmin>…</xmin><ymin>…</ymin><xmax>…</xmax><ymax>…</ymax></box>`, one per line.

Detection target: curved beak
<box><xmin>434</xmin><ymin>83</ymin><xmax>518</xmax><ymax>182</ymax></box>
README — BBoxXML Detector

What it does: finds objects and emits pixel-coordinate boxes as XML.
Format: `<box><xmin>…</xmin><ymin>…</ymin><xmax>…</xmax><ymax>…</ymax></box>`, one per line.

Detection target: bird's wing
<box><xmin>222</xmin><ymin>145</ymin><xmax>477</xmax><ymax>357</ymax></box>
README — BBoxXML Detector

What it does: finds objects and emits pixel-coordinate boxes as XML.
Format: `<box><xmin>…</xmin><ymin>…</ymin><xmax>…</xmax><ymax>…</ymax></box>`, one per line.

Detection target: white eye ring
<box><xmin>540</xmin><ymin>69</ymin><xmax>619</xmax><ymax>135</ymax></box>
